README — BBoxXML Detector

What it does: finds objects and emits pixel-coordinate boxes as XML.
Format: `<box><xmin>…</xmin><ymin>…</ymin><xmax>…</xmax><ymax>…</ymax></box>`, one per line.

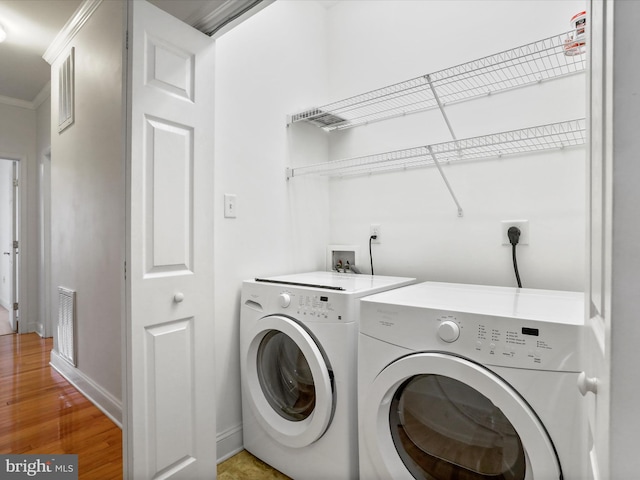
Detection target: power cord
<box><xmin>508</xmin><ymin>227</ymin><xmax>522</xmax><ymax>288</ymax></box>
<box><xmin>369</xmin><ymin>235</ymin><xmax>377</xmax><ymax>275</ymax></box>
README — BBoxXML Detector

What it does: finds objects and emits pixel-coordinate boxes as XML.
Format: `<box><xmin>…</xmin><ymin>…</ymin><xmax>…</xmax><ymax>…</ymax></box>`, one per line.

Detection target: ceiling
<box><xmin>0</xmin><ymin>0</ymin><xmax>260</xmax><ymax>106</ymax></box>
<box><xmin>0</xmin><ymin>0</ymin><xmax>82</xmax><ymax>104</ymax></box>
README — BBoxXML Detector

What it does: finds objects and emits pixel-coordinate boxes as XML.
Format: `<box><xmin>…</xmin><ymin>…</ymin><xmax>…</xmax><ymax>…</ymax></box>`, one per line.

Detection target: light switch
<box><xmin>224</xmin><ymin>194</ymin><xmax>237</xmax><ymax>218</ymax></box>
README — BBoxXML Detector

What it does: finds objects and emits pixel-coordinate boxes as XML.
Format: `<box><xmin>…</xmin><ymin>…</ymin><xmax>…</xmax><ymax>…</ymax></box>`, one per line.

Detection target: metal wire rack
<box><xmin>286</xmin><ymin>119</ymin><xmax>586</xmax><ymax>179</ymax></box>
<box><xmin>288</xmin><ymin>31</ymin><xmax>586</xmax><ymax>131</ymax></box>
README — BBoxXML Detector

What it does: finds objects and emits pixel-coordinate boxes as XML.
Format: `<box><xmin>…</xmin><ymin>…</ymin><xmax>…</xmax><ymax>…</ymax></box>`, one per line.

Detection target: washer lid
<box><xmin>362</xmin><ymin>281</ymin><xmax>584</xmax><ymax>325</ymax></box>
<box><xmin>254</xmin><ymin>271</ymin><xmax>415</xmax><ymax>296</ymax></box>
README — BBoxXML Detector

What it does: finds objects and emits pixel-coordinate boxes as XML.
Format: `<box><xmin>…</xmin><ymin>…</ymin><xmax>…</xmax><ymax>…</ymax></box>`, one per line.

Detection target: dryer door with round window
<box><xmin>361</xmin><ymin>353</ymin><xmax>562</xmax><ymax>480</ymax></box>
<box><xmin>244</xmin><ymin>315</ymin><xmax>335</xmax><ymax>448</ymax></box>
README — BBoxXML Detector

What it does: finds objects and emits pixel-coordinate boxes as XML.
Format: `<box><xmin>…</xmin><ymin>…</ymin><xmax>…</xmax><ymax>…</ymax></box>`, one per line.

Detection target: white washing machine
<box><xmin>240</xmin><ymin>271</ymin><xmax>415</xmax><ymax>479</ymax></box>
<box><xmin>358</xmin><ymin>281</ymin><xmax>587</xmax><ymax>480</ymax></box>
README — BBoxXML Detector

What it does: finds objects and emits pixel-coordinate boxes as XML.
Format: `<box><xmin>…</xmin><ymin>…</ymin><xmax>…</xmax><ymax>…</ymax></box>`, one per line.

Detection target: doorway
<box><xmin>0</xmin><ymin>158</ymin><xmax>19</xmax><ymax>335</ymax></box>
<box><xmin>39</xmin><ymin>149</ymin><xmax>52</xmax><ymax>338</ymax></box>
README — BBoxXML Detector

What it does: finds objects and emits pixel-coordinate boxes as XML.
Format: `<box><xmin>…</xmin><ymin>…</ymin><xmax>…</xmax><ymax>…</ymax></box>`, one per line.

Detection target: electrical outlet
<box><xmin>501</xmin><ymin>220</ymin><xmax>529</xmax><ymax>245</ymax></box>
<box><xmin>370</xmin><ymin>224</ymin><xmax>381</xmax><ymax>244</ymax></box>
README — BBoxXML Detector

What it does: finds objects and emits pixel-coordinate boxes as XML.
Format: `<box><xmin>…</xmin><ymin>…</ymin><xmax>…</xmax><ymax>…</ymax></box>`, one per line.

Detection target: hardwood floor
<box><xmin>0</xmin><ymin>333</ymin><xmax>293</xmax><ymax>479</ymax></box>
<box><xmin>0</xmin><ymin>333</ymin><xmax>122</xmax><ymax>479</ymax></box>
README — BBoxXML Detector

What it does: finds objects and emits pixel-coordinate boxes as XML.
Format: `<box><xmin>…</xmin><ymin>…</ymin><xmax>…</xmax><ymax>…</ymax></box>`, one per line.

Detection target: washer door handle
<box><xmin>577</xmin><ymin>371</ymin><xmax>598</xmax><ymax>396</ymax></box>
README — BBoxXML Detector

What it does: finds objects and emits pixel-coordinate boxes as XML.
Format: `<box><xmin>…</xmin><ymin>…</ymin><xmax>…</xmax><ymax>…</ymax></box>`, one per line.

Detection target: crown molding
<box><xmin>0</xmin><ymin>82</ymin><xmax>51</xmax><ymax>111</ymax></box>
<box><xmin>33</xmin><ymin>82</ymin><xmax>52</xmax><ymax>109</ymax></box>
<box><xmin>43</xmin><ymin>0</ymin><xmax>103</xmax><ymax>64</ymax></box>
<box><xmin>0</xmin><ymin>95</ymin><xmax>35</xmax><ymax>110</ymax></box>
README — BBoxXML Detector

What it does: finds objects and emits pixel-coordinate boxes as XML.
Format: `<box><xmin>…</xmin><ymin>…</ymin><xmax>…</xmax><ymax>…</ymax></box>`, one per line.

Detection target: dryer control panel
<box><xmin>361</xmin><ymin>304</ymin><xmax>585</xmax><ymax>372</ymax></box>
<box><xmin>466</xmin><ymin>312</ymin><xmax>569</xmax><ymax>368</ymax></box>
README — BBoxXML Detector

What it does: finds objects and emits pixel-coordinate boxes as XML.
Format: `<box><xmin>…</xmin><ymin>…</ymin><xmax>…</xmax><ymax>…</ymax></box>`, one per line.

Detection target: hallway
<box><xmin>0</xmin><ymin>333</ymin><xmax>122</xmax><ymax>478</ymax></box>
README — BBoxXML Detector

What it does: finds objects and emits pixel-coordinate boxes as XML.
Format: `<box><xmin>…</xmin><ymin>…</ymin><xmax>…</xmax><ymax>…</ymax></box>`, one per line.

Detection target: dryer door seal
<box><xmin>245</xmin><ymin>315</ymin><xmax>334</xmax><ymax>448</ymax></box>
<box><xmin>362</xmin><ymin>353</ymin><xmax>561</xmax><ymax>480</ymax></box>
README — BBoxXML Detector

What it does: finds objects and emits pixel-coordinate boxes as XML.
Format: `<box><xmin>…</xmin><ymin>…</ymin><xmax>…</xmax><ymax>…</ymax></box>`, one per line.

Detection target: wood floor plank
<box><xmin>0</xmin><ymin>333</ymin><xmax>123</xmax><ymax>479</ymax></box>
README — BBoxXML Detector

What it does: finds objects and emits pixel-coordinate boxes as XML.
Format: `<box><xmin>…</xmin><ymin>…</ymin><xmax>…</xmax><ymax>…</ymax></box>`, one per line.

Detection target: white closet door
<box><xmin>584</xmin><ymin>1</ymin><xmax>611</xmax><ymax>479</ymax></box>
<box><xmin>125</xmin><ymin>1</ymin><xmax>216</xmax><ymax>478</ymax></box>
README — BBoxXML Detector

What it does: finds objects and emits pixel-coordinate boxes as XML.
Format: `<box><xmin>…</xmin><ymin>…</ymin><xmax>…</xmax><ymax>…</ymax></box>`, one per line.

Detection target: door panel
<box><xmin>126</xmin><ymin>1</ymin><xmax>216</xmax><ymax>478</ymax></box>
<box><xmin>144</xmin><ymin>117</ymin><xmax>193</xmax><ymax>274</ymax></box>
<box><xmin>145</xmin><ymin>35</ymin><xmax>195</xmax><ymax>100</ymax></box>
<box><xmin>145</xmin><ymin>318</ymin><xmax>195</xmax><ymax>473</ymax></box>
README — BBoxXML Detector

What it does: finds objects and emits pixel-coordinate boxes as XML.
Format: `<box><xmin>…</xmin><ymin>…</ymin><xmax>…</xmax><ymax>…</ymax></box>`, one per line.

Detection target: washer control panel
<box><xmin>277</xmin><ymin>289</ymin><xmax>352</xmax><ymax>323</ymax></box>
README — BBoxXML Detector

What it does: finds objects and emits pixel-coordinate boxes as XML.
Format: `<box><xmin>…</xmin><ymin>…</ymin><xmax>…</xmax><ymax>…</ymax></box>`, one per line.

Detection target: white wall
<box><xmin>49</xmin><ymin>0</ymin><xmax>124</xmax><ymax>410</ymax></box>
<box><xmin>0</xmin><ymin>102</ymin><xmax>39</xmax><ymax>332</ymax></box>
<box><xmin>214</xmin><ymin>0</ymin><xmax>330</xmax><ymax>458</ymax></box>
<box><xmin>325</xmin><ymin>0</ymin><xmax>587</xmax><ymax>292</ymax></box>
<box><xmin>214</xmin><ymin>0</ymin><xmax>587</xmax><ymax>459</ymax></box>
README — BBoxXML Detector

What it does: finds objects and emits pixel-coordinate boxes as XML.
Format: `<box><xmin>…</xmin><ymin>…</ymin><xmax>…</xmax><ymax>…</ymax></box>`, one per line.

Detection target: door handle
<box><xmin>174</xmin><ymin>292</ymin><xmax>185</xmax><ymax>303</ymax></box>
<box><xmin>3</xmin><ymin>252</ymin><xmax>9</xmax><ymax>256</ymax></box>
<box><xmin>578</xmin><ymin>371</ymin><xmax>598</xmax><ymax>396</ymax></box>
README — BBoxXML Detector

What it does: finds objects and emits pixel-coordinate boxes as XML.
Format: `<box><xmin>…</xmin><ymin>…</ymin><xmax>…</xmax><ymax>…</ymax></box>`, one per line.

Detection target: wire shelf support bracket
<box><xmin>428</xmin><ymin>145</ymin><xmax>464</xmax><ymax>217</ymax></box>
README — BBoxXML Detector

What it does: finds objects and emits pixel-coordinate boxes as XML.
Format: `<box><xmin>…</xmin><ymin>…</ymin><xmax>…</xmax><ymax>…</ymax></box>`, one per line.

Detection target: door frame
<box><xmin>585</xmin><ymin>1</ymin><xmax>640</xmax><ymax>477</ymax></box>
<box><xmin>0</xmin><ymin>153</ymin><xmax>27</xmax><ymax>334</ymax></box>
<box><xmin>9</xmin><ymin>160</ymin><xmax>18</xmax><ymax>331</ymax></box>
<box><xmin>39</xmin><ymin>147</ymin><xmax>52</xmax><ymax>337</ymax></box>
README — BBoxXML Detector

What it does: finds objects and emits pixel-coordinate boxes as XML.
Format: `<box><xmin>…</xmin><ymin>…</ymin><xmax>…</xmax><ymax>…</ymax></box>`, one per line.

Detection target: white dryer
<box><xmin>358</xmin><ymin>282</ymin><xmax>586</xmax><ymax>480</ymax></box>
<box><xmin>240</xmin><ymin>271</ymin><xmax>415</xmax><ymax>479</ymax></box>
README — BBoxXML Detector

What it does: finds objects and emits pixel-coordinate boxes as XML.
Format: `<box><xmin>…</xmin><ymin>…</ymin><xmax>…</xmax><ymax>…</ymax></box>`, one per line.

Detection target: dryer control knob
<box><xmin>279</xmin><ymin>293</ymin><xmax>291</xmax><ymax>308</ymax></box>
<box><xmin>438</xmin><ymin>321</ymin><xmax>460</xmax><ymax>343</ymax></box>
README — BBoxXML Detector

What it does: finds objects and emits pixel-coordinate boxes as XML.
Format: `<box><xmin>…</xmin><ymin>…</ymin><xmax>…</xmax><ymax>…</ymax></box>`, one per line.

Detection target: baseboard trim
<box><xmin>50</xmin><ymin>349</ymin><xmax>122</xmax><ymax>428</ymax></box>
<box><xmin>35</xmin><ymin>323</ymin><xmax>45</xmax><ymax>337</ymax></box>
<box><xmin>216</xmin><ymin>423</ymin><xmax>243</xmax><ymax>463</ymax></box>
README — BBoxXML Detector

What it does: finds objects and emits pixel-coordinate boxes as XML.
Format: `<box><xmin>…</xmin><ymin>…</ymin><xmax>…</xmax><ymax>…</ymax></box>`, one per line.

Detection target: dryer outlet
<box><xmin>370</xmin><ymin>224</ymin><xmax>381</xmax><ymax>244</ymax></box>
<box><xmin>501</xmin><ymin>220</ymin><xmax>529</xmax><ymax>245</ymax></box>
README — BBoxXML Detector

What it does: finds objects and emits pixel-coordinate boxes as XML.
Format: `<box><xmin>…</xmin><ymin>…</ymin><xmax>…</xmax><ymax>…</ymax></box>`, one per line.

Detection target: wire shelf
<box><xmin>288</xmin><ymin>31</ymin><xmax>586</xmax><ymax>131</ymax></box>
<box><xmin>286</xmin><ymin>119</ymin><xmax>586</xmax><ymax>179</ymax></box>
